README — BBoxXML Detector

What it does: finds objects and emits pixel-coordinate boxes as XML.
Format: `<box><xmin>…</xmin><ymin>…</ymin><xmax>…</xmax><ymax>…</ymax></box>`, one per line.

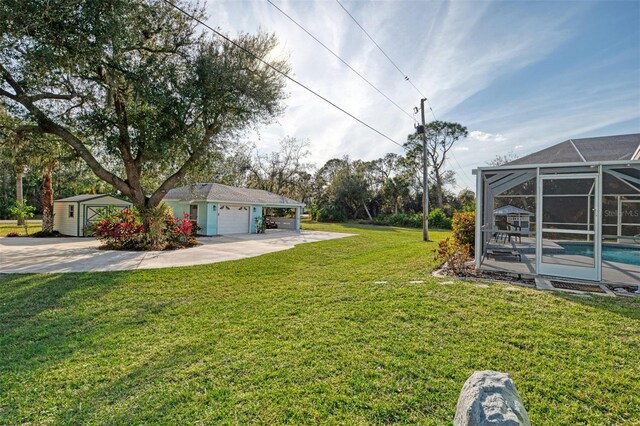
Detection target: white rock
<box><xmin>454</xmin><ymin>370</ymin><xmax>530</xmax><ymax>426</ymax></box>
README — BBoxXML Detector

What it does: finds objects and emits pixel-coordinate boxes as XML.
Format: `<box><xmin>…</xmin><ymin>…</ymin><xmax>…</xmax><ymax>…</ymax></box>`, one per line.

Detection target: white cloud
<box><xmin>469</xmin><ymin>131</ymin><xmax>507</xmax><ymax>143</ymax></box>
<box><xmin>202</xmin><ymin>0</ymin><xmax>638</xmax><ymax>190</ymax></box>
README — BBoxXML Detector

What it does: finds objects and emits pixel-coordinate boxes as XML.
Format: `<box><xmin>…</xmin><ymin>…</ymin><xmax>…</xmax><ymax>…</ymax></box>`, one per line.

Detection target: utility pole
<box><xmin>419</xmin><ymin>98</ymin><xmax>430</xmax><ymax>242</ymax></box>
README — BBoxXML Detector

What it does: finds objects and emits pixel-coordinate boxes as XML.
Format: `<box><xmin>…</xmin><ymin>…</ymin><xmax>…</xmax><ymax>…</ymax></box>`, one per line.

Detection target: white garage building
<box><xmin>164</xmin><ymin>183</ymin><xmax>304</xmax><ymax>236</ymax></box>
<box><xmin>53</xmin><ymin>194</ymin><xmax>132</xmax><ymax>236</ymax></box>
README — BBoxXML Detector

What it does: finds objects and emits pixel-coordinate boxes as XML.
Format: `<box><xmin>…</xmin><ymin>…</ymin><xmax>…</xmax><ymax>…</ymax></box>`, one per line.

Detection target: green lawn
<box><xmin>0</xmin><ymin>220</ymin><xmax>41</xmax><ymax>236</ymax></box>
<box><xmin>1</xmin><ymin>222</ymin><xmax>639</xmax><ymax>425</ymax></box>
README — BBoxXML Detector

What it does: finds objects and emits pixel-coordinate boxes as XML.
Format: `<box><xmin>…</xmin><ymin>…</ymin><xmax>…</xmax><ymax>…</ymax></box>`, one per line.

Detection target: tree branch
<box><xmin>0</xmin><ymin>63</ymin><xmax>25</xmax><ymax>96</ymax></box>
<box><xmin>148</xmin><ymin>124</ymin><xmax>220</xmax><ymax>206</ymax></box>
<box><xmin>0</xmin><ymin>87</ymin><xmax>17</xmax><ymax>99</ymax></box>
<box><xmin>30</xmin><ymin>92</ymin><xmax>76</xmax><ymax>101</ymax></box>
<box><xmin>0</xmin><ymin>63</ymin><xmax>131</xmax><ymax>197</ymax></box>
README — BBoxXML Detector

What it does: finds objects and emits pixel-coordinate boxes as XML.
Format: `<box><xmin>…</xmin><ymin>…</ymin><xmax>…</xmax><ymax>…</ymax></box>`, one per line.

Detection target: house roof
<box><xmin>493</xmin><ymin>205</ymin><xmax>534</xmax><ymax>216</ymax></box>
<box><xmin>506</xmin><ymin>133</ymin><xmax>640</xmax><ymax>166</ymax></box>
<box><xmin>55</xmin><ymin>194</ymin><xmax>129</xmax><ymax>203</ymax></box>
<box><xmin>164</xmin><ymin>183</ymin><xmax>304</xmax><ymax>207</ymax></box>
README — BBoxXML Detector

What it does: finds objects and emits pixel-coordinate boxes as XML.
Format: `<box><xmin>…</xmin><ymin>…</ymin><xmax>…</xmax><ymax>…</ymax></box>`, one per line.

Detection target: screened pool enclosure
<box><xmin>474</xmin><ymin>134</ymin><xmax>640</xmax><ymax>286</ymax></box>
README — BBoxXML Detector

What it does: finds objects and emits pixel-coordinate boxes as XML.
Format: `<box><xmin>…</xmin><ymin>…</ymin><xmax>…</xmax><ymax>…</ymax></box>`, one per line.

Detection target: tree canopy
<box><xmin>0</xmin><ymin>0</ymin><xmax>289</xmax><ymax>212</ymax></box>
<box><xmin>404</xmin><ymin>120</ymin><xmax>468</xmax><ymax>209</ymax></box>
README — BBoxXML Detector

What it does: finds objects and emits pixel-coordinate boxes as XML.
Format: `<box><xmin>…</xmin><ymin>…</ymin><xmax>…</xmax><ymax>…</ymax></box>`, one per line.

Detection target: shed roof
<box><xmin>164</xmin><ymin>183</ymin><xmax>304</xmax><ymax>206</ymax></box>
<box><xmin>55</xmin><ymin>194</ymin><xmax>129</xmax><ymax>203</ymax></box>
<box><xmin>494</xmin><ymin>205</ymin><xmax>534</xmax><ymax>216</ymax></box>
<box><xmin>507</xmin><ymin>133</ymin><xmax>640</xmax><ymax>166</ymax></box>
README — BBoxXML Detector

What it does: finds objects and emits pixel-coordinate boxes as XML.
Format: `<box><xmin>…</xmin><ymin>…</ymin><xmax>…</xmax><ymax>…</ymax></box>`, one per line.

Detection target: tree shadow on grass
<box><xmin>323</xmin><ymin>222</ymin><xmax>401</xmax><ymax>233</ymax></box>
<box><xmin>551</xmin><ymin>291</ymin><xmax>640</xmax><ymax>320</ymax></box>
<box><xmin>0</xmin><ymin>270</ymin><xmax>188</xmax><ymax>423</ymax></box>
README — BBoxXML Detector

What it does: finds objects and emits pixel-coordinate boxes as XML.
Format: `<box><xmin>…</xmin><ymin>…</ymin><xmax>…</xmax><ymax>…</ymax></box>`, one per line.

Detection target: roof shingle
<box><xmin>164</xmin><ymin>183</ymin><xmax>304</xmax><ymax>206</ymax></box>
<box><xmin>507</xmin><ymin>133</ymin><xmax>640</xmax><ymax>166</ymax></box>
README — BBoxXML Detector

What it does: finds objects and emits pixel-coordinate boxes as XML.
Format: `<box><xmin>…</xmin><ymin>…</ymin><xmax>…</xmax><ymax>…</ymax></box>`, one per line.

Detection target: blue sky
<box><xmin>209</xmin><ymin>0</ymin><xmax>640</xmax><ymax>190</ymax></box>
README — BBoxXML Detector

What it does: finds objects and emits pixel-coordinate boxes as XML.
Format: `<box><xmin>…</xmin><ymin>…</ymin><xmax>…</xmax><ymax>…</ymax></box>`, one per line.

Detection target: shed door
<box><xmin>84</xmin><ymin>205</ymin><xmax>129</xmax><ymax>235</ymax></box>
<box><xmin>218</xmin><ymin>205</ymin><xmax>250</xmax><ymax>234</ymax></box>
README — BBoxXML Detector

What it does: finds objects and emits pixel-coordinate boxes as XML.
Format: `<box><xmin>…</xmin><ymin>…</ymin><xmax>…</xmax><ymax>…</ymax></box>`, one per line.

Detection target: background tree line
<box><xmin>0</xmin><ymin>111</ymin><xmax>475</xmax><ymax>229</ymax></box>
<box><xmin>1</xmin><ymin>0</ymin><xmax>473</xmax><ymax>231</ymax></box>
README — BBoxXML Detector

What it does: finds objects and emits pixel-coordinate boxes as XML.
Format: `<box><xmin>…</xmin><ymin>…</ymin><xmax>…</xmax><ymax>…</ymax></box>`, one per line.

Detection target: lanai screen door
<box><xmin>537</xmin><ymin>173</ymin><xmax>601</xmax><ymax>281</ymax></box>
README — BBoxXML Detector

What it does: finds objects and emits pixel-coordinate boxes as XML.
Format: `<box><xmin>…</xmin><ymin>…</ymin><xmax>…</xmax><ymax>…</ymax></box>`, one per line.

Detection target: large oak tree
<box><xmin>0</xmin><ymin>0</ymin><xmax>289</xmax><ymax>234</ymax></box>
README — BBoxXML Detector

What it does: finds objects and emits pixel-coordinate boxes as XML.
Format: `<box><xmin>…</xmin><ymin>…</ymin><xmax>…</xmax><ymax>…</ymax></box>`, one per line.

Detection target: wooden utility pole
<box><xmin>420</xmin><ymin>98</ymin><xmax>430</xmax><ymax>242</ymax></box>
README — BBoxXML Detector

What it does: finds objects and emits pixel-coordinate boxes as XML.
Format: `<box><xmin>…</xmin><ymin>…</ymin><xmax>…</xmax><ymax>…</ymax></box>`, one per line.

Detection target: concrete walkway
<box><xmin>0</xmin><ymin>230</ymin><xmax>355</xmax><ymax>273</ymax></box>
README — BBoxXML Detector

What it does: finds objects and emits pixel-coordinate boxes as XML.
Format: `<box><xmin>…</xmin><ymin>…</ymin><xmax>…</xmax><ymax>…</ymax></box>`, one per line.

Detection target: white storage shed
<box><xmin>53</xmin><ymin>194</ymin><xmax>132</xmax><ymax>236</ymax></box>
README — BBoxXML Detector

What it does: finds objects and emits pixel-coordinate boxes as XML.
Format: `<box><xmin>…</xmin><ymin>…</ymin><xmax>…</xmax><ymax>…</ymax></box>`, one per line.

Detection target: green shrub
<box><xmin>374</xmin><ymin>213</ymin><xmax>422</xmax><ymax>228</ymax></box>
<box><xmin>428</xmin><ymin>208</ymin><xmax>452</xmax><ymax>230</ymax></box>
<box><xmin>9</xmin><ymin>200</ymin><xmax>36</xmax><ymax>235</ymax></box>
<box><xmin>452</xmin><ymin>211</ymin><xmax>475</xmax><ymax>252</ymax></box>
<box><xmin>315</xmin><ymin>205</ymin><xmax>347</xmax><ymax>222</ymax></box>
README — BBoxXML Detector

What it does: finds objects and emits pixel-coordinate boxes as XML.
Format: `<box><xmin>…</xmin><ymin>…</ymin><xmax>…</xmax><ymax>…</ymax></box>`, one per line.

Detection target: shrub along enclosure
<box><xmin>452</xmin><ymin>211</ymin><xmax>475</xmax><ymax>251</ymax></box>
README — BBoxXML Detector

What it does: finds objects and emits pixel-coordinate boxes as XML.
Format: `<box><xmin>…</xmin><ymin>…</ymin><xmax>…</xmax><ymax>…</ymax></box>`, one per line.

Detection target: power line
<box><xmin>333</xmin><ymin>0</ymin><xmax>475</xmax><ymax>190</ymax></box>
<box><xmin>165</xmin><ymin>0</ymin><xmax>471</xmax><ymax>191</ymax></box>
<box><xmin>161</xmin><ymin>0</ymin><xmax>407</xmax><ymax>151</ymax></box>
<box><xmin>335</xmin><ymin>0</ymin><xmax>436</xmax><ymax>120</ymax></box>
<box><xmin>445</xmin><ymin>157</ymin><xmax>472</xmax><ymax>190</ymax></box>
<box><xmin>448</xmin><ymin>151</ymin><xmax>474</xmax><ymax>188</ymax></box>
<box><xmin>266</xmin><ymin>0</ymin><xmax>417</xmax><ymax>124</ymax></box>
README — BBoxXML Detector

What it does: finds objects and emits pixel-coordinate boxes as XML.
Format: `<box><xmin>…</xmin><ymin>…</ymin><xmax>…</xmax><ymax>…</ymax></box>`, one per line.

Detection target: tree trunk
<box><xmin>15</xmin><ymin>164</ymin><xmax>24</xmax><ymax>226</ymax></box>
<box><xmin>41</xmin><ymin>164</ymin><xmax>54</xmax><ymax>233</ymax></box>
<box><xmin>362</xmin><ymin>200</ymin><xmax>373</xmax><ymax>221</ymax></box>
<box><xmin>434</xmin><ymin>169</ymin><xmax>444</xmax><ymax>209</ymax></box>
<box><xmin>138</xmin><ymin>202</ymin><xmax>167</xmax><ymax>250</ymax></box>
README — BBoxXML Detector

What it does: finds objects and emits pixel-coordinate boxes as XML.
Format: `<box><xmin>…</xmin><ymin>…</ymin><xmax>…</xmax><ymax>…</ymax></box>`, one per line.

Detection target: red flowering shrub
<box><xmin>92</xmin><ymin>208</ymin><xmax>146</xmax><ymax>250</ymax></box>
<box><xmin>164</xmin><ymin>212</ymin><xmax>195</xmax><ymax>249</ymax></box>
<box><xmin>91</xmin><ymin>207</ymin><xmax>196</xmax><ymax>250</ymax></box>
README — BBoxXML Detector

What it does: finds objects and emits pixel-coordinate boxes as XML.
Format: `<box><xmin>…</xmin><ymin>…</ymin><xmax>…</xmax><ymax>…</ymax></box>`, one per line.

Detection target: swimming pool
<box><xmin>559</xmin><ymin>243</ymin><xmax>640</xmax><ymax>267</ymax></box>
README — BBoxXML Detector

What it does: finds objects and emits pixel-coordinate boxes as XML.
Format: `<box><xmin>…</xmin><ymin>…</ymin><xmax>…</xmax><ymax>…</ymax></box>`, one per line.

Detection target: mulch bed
<box><xmin>436</xmin><ymin>267</ymin><xmax>536</xmax><ymax>287</ymax></box>
<box><xmin>550</xmin><ymin>281</ymin><xmax>606</xmax><ymax>294</ymax></box>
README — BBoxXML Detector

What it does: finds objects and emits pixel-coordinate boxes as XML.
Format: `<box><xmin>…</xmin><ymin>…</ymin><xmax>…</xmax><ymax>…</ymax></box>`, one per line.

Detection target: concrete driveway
<box><xmin>0</xmin><ymin>230</ymin><xmax>355</xmax><ymax>273</ymax></box>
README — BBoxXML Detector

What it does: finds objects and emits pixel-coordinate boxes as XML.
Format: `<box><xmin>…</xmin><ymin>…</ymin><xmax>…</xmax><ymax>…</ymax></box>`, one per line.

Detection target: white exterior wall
<box><xmin>53</xmin><ymin>202</ymin><xmax>79</xmax><ymax>236</ymax></box>
<box><xmin>54</xmin><ymin>196</ymin><xmax>131</xmax><ymax>237</ymax></box>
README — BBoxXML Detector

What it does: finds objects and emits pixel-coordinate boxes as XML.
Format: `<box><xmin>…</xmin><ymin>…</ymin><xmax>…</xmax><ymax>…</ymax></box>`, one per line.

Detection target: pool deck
<box><xmin>481</xmin><ymin>239</ymin><xmax>640</xmax><ymax>286</ymax></box>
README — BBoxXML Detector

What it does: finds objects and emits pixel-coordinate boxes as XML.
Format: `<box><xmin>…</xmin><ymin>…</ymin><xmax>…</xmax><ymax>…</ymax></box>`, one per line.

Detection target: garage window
<box><xmin>68</xmin><ymin>205</ymin><xmax>74</xmax><ymax>218</ymax></box>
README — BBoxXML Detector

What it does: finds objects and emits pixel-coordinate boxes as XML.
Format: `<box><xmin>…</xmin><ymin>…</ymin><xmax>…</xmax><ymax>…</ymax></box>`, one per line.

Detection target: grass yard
<box><xmin>0</xmin><ymin>220</ymin><xmax>41</xmax><ymax>236</ymax></box>
<box><xmin>1</xmin><ymin>222</ymin><xmax>639</xmax><ymax>424</ymax></box>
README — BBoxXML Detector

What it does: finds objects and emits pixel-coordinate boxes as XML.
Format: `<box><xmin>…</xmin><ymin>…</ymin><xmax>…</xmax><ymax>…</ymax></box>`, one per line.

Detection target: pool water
<box><xmin>559</xmin><ymin>243</ymin><xmax>640</xmax><ymax>266</ymax></box>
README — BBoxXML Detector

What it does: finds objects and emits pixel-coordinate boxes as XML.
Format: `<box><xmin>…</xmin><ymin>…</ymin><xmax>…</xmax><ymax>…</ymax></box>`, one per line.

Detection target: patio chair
<box><xmin>506</xmin><ymin>222</ymin><xmax>523</xmax><ymax>243</ymax></box>
<box><xmin>495</xmin><ymin>220</ymin><xmax>521</xmax><ymax>243</ymax></box>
